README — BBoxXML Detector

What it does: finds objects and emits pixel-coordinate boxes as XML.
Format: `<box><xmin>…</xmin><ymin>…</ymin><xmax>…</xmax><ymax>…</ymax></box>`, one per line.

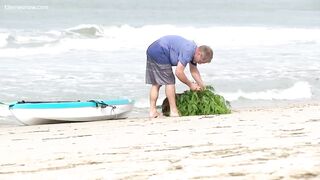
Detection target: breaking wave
<box><xmin>0</xmin><ymin>24</ymin><xmax>319</xmax><ymax>57</ymax></box>
<box><xmin>221</xmin><ymin>81</ymin><xmax>312</xmax><ymax>101</ymax></box>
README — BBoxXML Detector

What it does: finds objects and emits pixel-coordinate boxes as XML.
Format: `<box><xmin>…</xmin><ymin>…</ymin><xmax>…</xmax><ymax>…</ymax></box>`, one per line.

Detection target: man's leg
<box><xmin>149</xmin><ymin>84</ymin><xmax>161</xmax><ymax>118</ymax></box>
<box><xmin>165</xmin><ymin>84</ymin><xmax>180</xmax><ymax>117</ymax></box>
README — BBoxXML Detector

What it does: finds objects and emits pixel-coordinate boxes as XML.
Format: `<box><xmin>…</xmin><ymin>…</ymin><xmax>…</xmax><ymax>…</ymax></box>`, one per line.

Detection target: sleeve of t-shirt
<box><xmin>178</xmin><ymin>46</ymin><xmax>195</xmax><ymax>67</ymax></box>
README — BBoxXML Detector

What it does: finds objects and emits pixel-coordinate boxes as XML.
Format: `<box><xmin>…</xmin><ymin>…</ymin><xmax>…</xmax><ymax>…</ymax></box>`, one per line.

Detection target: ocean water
<box><xmin>0</xmin><ymin>0</ymin><xmax>320</xmax><ymax>125</ymax></box>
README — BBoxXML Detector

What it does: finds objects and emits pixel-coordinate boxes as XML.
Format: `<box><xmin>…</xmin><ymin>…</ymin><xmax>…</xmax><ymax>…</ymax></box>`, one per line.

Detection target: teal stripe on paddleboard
<box><xmin>9</xmin><ymin>99</ymin><xmax>133</xmax><ymax>109</ymax></box>
<box><xmin>101</xmin><ymin>99</ymin><xmax>132</xmax><ymax>105</ymax></box>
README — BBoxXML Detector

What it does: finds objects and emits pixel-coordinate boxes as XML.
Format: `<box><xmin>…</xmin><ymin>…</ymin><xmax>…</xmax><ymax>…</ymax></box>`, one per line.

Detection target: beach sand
<box><xmin>1</xmin><ymin>103</ymin><xmax>320</xmax><ymax>179</ymax></box>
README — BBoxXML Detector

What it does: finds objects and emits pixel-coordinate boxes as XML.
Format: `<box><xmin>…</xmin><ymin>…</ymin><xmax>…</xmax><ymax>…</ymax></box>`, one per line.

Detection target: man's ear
<box><xmin>196</xmin><ymin>48</ymin><xmax>202</xmax><ymax>57</ymax></box>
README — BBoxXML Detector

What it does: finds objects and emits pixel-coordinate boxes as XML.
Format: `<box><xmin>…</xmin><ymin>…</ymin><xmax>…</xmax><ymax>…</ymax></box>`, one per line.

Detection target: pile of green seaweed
<box><xmin>162</xmin><ymin>86</ymin><xmax>231</xmax><ymax>116</ymax></box>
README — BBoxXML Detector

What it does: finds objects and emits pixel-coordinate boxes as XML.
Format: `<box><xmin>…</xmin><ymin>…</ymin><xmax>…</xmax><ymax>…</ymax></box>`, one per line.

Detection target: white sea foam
<box><xmin>0</xmin><ymin>105</ymin><xmax>11</xmax><ymax>117</ymax></box>
<box><xmin>134</xmin><ymin>97</ymin><xmax>166</xmax><ymax>108</ymax></box>
<box><xmin>221</xmin><ymin>81</ymin><xmax>312</xmax><ymax>101</ymax></box>
<box><xmin>135</xmin><ymin>82</ymin><xmax>313</xmax><ymax>108</ymax></box>
<box><xmin>0</xmin><ymin>33</ymin><xmax>9</xmax><ymax>48</ymax></box>
<box><xmin>11</xmin><ymin>34</ymin><xmax>55</xmax><ymax>45</ymax></box>
<box><xmin>0</xmin><ymin>25</ymin><xmax>319</xmax><ymax>57</ymax></box>
<box><xmin>65</xmin><ymin>24</ymin><xmax>104</xmax><ymax>37</ymax></box>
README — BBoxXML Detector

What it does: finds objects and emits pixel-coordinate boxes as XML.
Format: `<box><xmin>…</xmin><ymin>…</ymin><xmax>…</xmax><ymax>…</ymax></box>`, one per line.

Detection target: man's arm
<box><xmin>189</xmin><ymin>63</ymin><xmax>205</xmax><ymax>89</ymax></box>
<box><xmin>176</xmin><ymin>62</ymin><xmax>201</xmax><ymax>90</ymax></box>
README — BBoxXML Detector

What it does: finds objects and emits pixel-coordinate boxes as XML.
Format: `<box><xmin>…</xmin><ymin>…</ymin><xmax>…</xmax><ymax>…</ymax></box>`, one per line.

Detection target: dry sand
<box><xmin>1</xmin><ymin>103</ymin><xmax>320</xmax><ymax>179</ymax></box>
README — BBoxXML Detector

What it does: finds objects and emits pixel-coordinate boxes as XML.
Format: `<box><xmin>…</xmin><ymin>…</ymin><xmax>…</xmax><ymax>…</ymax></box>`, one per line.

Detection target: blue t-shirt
<box><xmin>147</xmin><ymin>35</ymin><xmax>197</xmax><ymax>66</ymax></box>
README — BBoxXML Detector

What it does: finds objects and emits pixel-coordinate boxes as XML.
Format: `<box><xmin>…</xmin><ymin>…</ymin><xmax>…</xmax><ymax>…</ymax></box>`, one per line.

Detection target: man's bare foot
<box><xmin>149</xmin><ymin>111</ymin><xmax>161</xmax><ymax>118</ymax></box>
<box><xmin>170</xmin><ymin>111</ymin><xmax>180</xmax><ymax>117</ymax></box>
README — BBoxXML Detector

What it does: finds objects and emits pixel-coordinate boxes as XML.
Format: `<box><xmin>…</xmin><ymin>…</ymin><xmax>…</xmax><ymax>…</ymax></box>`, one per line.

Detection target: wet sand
<box><xmin>0</xmin><ymin>103</ymin><xmax>320</xmax><ymax>179</ymax></box>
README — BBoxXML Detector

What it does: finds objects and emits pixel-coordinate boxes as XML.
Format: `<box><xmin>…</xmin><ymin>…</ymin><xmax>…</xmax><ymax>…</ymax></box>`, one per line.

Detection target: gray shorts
<box><xmin>145</xmin><ymin>56</ymin><xmax>175</xmax><ymax>85</ymax></box>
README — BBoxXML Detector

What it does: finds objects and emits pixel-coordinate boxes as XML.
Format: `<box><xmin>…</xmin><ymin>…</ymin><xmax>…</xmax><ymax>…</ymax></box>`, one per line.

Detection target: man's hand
<box><xmin>189</xmin><ymin>63</ymin><xmax>206</xmax><ymax>90</ymax></box>
<box><xmin>197</xmin><ymin>83</ymin><xmax>205</xmax><ymax>90</ymax></box>
<box><xmin>190</xmin><ymin>82</ymin><xmax>201</xmax><ymax>91</ymax></box>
